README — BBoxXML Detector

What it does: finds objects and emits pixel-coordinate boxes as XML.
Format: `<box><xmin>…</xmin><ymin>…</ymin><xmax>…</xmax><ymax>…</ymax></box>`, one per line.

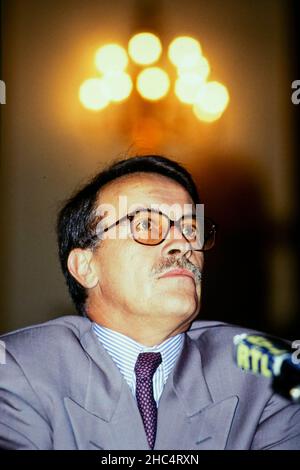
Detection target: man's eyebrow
<box><xmin>95</xmin><ymin>205</ymin><xmax>197</xmax><ymax>222</ymax></box>
<box><xmin>128</xmin><ymin>207</ymin><xmax>197</xmax><ymax>218</ymax></box>
<box><xmin>130</xmin><ymin>205</ymin><xmax>149</xmax><ymax>212</ymax></box>
<box><xmin>173</xmin><ymin>211</ymin><xmax>197</xmax><ymax>220</ymax></box>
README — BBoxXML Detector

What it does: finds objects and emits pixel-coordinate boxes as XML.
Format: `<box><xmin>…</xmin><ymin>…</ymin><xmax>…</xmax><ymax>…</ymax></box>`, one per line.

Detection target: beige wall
<box><xmin>0</xmin><ymin>0</ymin><xmax>296</xmax><ymax>332</ymax></box>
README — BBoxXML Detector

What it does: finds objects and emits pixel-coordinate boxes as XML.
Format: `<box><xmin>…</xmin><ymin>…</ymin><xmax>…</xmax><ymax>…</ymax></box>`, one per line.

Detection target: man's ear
<box><xmin>67</xmin><ymin>248</ymin><xmax>99</xmax><ymax>289</ymax></box>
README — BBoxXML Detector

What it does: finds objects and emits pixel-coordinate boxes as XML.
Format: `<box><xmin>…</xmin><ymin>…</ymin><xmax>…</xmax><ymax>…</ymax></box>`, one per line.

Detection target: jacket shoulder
<box><xmin>0</xmin><ymin>315</ymin><xmax>91</xmax><ymax>355</ymax></box>
<box><xmin>188</xmin><ymin>319</ymin><xmax>266</xmax><ymax>342</ymax></box>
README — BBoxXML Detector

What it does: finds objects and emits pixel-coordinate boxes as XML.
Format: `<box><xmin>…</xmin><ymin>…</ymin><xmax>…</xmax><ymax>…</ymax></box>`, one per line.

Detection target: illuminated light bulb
<box><xmin>95</xmin><ymin>44</ymin><xmax>128</xmax><ymax>73</ymax></box>
<box><xmin>193</xmin><ymin>107</ymin><xmax>223</xmax><ymax>122</ymax></box>
<box><xmin>136</xmin><ymin>67</ymin><xmax>170</xmax><ymax>101</ymax></box>
<box><xmin>177</xmin><ymin>56</ymin><xmax>210</xmax><ymax>82</ymax></box>
<box><xmin>168</xmin><ymin>36</ymin><xmax>202</xmax><ymax>69</ymax></box>
<box><xmin>174</xmin><ymin>73</ymin><xmax>206</xmax><ymax>104</ymax></box>
<box><xmin>102</xmin><ymin>72</ymin><xmax>133</xmax><ymax>102</ymax></box>
<box><xmin>79</xmin><ymin>78</ymin><xmax>110</xmax><ymax>111</ymax></box>
<box><xmin>128</xmin><ymin>32</ymin><xmax>162</xmax><ymax>65</ymax></box>
<box><xmin>193</xmin><ymin>81</ymin><xmax>229</xmax><ymax>122</ymax></box>
<box><xmin>193</xmin><ymin>81</ymin><xmax>229</xmax><ymax>113</ymax></box>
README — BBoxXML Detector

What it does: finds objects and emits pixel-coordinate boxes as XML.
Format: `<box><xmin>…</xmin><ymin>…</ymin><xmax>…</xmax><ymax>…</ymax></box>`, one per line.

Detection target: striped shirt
<box><xmin>92</xmin><ymin>322</ymin><xmax>184</xmax><ymax>406</ymax></box>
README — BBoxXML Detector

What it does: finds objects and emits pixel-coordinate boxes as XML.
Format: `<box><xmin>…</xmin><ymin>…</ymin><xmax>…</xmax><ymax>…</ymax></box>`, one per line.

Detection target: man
<box><xmin>0</xmin><ymin>155</ymin><xmax>299</xmax><ymax>450</ymax></box>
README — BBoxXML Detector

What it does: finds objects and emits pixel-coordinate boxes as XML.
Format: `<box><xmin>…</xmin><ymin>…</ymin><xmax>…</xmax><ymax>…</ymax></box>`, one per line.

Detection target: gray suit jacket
<box><xmin>0</xmin><ymin>315</ymin><xmax>299</xmax><ymax>450</ymax></box>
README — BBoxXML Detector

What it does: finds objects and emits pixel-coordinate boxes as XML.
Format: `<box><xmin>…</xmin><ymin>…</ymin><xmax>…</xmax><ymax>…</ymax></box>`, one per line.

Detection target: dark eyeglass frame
<box><xmin>94</xmin><ymin>208</ymin><xmax>217</xmax><ymax>252</ymax></box>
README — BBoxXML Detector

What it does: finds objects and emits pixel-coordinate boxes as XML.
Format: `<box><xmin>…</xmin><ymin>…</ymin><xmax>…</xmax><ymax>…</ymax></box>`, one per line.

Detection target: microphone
<box><xmin>233</xmin><ymin>333</ymin><xmax>300</xmax><ymax>403</ymax></box>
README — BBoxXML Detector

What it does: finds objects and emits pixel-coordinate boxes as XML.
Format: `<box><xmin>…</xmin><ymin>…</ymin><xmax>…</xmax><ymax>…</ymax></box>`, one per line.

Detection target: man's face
<box><xmin>87</xmin><ymin>172</ymin><xmax>204</xmax><ymax>334</ymax></box>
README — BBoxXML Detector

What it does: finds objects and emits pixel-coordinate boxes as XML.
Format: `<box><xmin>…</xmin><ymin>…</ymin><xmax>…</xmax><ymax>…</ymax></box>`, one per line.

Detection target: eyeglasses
<box><xmin>95</xmin><ymin>209</ymin><xmax>216</xmax><ymax>251</ymax></box>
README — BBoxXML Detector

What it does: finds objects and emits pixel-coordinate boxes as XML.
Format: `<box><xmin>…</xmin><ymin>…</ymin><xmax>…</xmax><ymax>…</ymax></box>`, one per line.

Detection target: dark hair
<box><xmin>56</xmin><ymin>155</ymin><xmax>200</xmax><ymax>315</ymax></box>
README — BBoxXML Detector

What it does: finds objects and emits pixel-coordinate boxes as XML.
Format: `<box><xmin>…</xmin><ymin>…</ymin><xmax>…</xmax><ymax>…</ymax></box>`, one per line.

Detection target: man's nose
<box><xmin>161</xmin><ymin>224</ymin><xmax>192</xmax><ymax>258</ymax></box>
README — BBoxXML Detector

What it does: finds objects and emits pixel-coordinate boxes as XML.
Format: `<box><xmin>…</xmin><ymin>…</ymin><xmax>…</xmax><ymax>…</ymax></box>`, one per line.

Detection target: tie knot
<box><xmin>134</xmin><ymin>352</ymin><xmax>162</xmax><ymax>380</ymax></box>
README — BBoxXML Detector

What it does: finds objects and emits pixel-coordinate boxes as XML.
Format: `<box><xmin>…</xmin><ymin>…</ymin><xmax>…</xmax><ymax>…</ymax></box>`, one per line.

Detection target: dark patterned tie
<box><xmin>134</xmin><ymin>352</ymin><xmax>162</xmax><ymax>449</ymax></box>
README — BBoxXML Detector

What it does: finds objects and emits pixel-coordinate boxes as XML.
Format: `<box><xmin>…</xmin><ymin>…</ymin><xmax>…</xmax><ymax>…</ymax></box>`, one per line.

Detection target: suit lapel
<box><xmin>155</xmin><ymin>334</ymin><xmax>239</xmax><ymax>450</ymax></box>
<box><xmin>64</xmin><ymin>388</ymin><xmax>149</xmax><ymax>450</ymax></box>
<box><xmin>64</xmin><ymin>326</ymin><xmax>149</xmax><ymax>450</ymax></box>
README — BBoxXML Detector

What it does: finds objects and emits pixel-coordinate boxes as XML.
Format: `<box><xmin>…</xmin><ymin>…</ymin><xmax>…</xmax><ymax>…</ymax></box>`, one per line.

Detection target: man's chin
<box><xmin>158</xmin><ymin>296</ymin><xmax>199</xmax><ymax>319</ymax></box>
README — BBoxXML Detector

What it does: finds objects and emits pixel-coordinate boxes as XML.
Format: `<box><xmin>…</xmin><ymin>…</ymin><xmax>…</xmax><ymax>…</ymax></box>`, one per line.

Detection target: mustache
<box><xmin>152</xmin><ymin>255</ymin><xmax>203</xmax><ymax>283</ymax></box>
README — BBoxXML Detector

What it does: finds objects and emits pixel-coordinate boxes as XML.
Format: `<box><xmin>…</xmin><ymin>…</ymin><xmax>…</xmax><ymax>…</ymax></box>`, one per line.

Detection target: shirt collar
<box><xmin>92</xmin><ymin>322</ymin><xmax>184</xmax><ymax>382</ymax></box>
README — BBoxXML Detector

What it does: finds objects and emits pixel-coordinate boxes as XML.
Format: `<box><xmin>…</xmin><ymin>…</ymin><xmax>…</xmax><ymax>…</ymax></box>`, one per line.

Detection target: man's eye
<box><xmin>135</xmin><ymin>219</ymin><xmax>152</xmax><ymax>232</ymax></box>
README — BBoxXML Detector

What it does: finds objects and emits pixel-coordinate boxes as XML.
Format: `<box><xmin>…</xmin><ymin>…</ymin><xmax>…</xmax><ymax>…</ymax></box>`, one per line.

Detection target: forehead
<box><xmin>97</xmin><ymin>173</ymin><xmax>194</xmax><ymax>216</ymax></box>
